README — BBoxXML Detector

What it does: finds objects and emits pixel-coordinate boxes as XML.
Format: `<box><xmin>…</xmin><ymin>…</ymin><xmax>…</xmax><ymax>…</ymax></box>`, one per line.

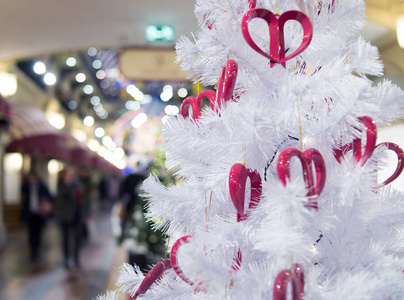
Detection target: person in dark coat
<box><xmin>21</xmin><ymin>171</ymin><xmax>52</xmax><ymax>261</ymax></box>
<box><xmin>98</xmin><ymin>175</ymin><xmax>108</xmax><ymax>210</ymax></box>
<box><xmin>55</xmin><ymin>167</ymin><xmax>84</xmax><ymax>269</ymax></box>
<box><xmin>119</xmin><ymin>172</ymin><xmax>146</xmax><ymax>236</ymax></box>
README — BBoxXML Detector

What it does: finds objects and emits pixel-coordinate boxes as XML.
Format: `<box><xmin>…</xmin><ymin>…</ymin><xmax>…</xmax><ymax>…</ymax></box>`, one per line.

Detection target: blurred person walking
<box><xmin>77</xmin><ymin>166</ymin><xmax>92</xmax><ymax>242</ymax></box>
<box><xmin>108</xmin><ymin>174</ymin><xmax>121</xmax><ymax>205</ymax></box>
<box><xmin>21</xmin><ymin>171</ymin><xmax>53</xmax><ymax>261</ymax></box>
<box><xmin>119</xmin><ymin>171</ymin><xmax>146</xmax><ymax>238</ymax></box>
<box><xmin>98</xmin><ymin>175</ymin><xmax>108</xmax><ymax>210</ymax></box>
<box><xmin>55</xmin><ymin>167</ymin><xmax>84</xmax><ymax>269</ymax></box>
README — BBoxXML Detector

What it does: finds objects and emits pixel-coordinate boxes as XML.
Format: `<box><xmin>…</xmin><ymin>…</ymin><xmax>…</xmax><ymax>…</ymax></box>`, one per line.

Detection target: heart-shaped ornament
<box><xmin>241</xmin><ymin>8</ymin><xmax>313</xmax><ymax>68</ymax></box>
<box><xmin>333</xmin><ymin>116</ymin><xmax>377</xmax><ymax>166</ymax></box>
<box><xmin>333</xmin><ymin>116</ymin><xmax>404</xmax><ymax>188</ymax></box>
<box><xmin>180</xmin><ymin>90</ymin><xmax>216</xmax><ymax>121</ymax></box>
<box><xmin>171</xmin><ymin>235</ymin><xmax>209</xmax><ymax>293</ymax></box>
<box><xmin>180</xmin><ymin>60</ymin><xmax>238</xmax><ymax>121</ymax></box>
<box><xmin>374</xmin><ymin>142</ymin><xmax>404</xmax><ymax>188</ymax></box>
<box><xmin>273</xmin><ymin>264</ymin><xmax>305</xmax><ymax>300</ymax></box>
<box><xmin>171</xmin><ymin>236</ymin><xmax>243</xmax><ymax>290</ymax></box>
<box><xmin>215</xmin><ymin>59</ymin><xmax>238</xmax><ymax>109</ymax></box>
<box><xmin>229</xmin><ymin>163</ymin><xmax>262</xmax><ymax>222</ymax></box>
<box><xmin>171</xmin><ymin>235</ymin><xmax>196</xmax><ymax>287</ymax></box>
<box><xmin>277</xmin><ymin>148</ymin><xmax>326</xmax><ymax>210</ymax></box>
<box><xmin>132</xmin><ymin>259</ymin><xmax>172</xmax><ymax>299</ymax></box>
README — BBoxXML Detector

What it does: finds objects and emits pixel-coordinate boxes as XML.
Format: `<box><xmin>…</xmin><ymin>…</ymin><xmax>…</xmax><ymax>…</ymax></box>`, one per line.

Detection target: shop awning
<box><xmin>6</xmin><ymin>104</ymin><xmax>70</xmax><ymax>160</ymax></box>
<box><xmin>91</xmin><ymin>154</ymin><xmax>120</xmax><ymax>174</ymax></box>
<box><xmin>0</xmin><ymin>95</ymin><xmax>11</xmax><ymax>128</ymax></box>
<box><xmin>66</xmin><ymin>135</ymin><xmax>94</xmax><ymax>166</ymax></box>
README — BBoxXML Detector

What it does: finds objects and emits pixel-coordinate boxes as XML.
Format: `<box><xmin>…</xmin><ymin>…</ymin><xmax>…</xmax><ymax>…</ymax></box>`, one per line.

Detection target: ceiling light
<box><xmin>102</xmin><ymin>136</ymin><xmax>114</xmax><ymax>147</ymax></box>
<box><xmin>66</xmin><ymin>57</ymin><xmax>77</xmax><ymax>67</ymax></box>
<box><xmin>100</xmin><ymin>80</ymin><xmax>109</xmax><ymax>89</ymax></box>
<box><xmin>47</xmin><ymin>112</ymin><xmax>65</xmax><ymax>129</ymax></box>
<box><xmin>107</xmin><ymin>144</ymin><xmax>116</xmax><ymax>151</ymax></box>
<box><xmin>0</xmin><ymin>71</ymin><xmax>17</xmax><ymax>96</ymax></box>
<box><xmin>132</xmin><ymin>90</ymin><xmax>144</xmax><ymax>101</ymax></box>
<box><xmin>83</xmin><ymin>84</ymin><xmax>94</xmax><ymax>94</ymax></box>
<box><xmin>94</xmin><ymin>103</ymin><xmax>104</xmax><ymax>112</ymax></box>
<box><xmin>68</xmin><ymin>100</ymin><xmax>77</xmax><ymax>109</ymax></box>
<box><xmin>164</xmin><ymin>105</ymin><xmax>179</xmax><ymax>115</ymax></box>
<box><xmin>126</xmin><ymin>84</ymin><xmax>137</xmax><ymax>94</ymax></box>
<box><xmin>178</xmin><ymin>87</ymin><xmax>188</xmax><ymax>98</ymax></box>
<box><xmin>163</xmin><ymin>84</ymin><xmax>173</xmax><ymax>91</ymax></box>
<box><xmin>48</xmin><ymin>159</ymin><xmax>62</xmax><ymax>174</ymax></box>
<box><xmin>131</xmin><ymin>113</ymin><xmax>148</xmax><ymax>128</ymax></box>
<box><xmin>114</xmin><ymin>148</ymin><xmax>125</xmax><ymax>159</ymax></box>
<box><xmin>105</xmin><ymin>68</ymin><xmax>119</xmax><ymax>78</ymax></box>
<box><xmin>397</xmin><ymin>15</ymin><xmax>404</xmax><ymax>49</ymax></box>
<box><xmin>5</xmin><ymin>153</ymin><xmax>23</xmax><ymax>171</ymax></box>
<box><xmin>96</xmin><ymin>70</ymin><xmax>106</xmax><ymax>80</ymax></box>
<box><xmin>83</xmin><ymin>115</ymin><xmax>94</xmax><ymax>127</ymax></box>
<box><xmin>94</xmin><ymin>127</ymin><xmax>105</xmax><ymax>138</ymax></box>
<box><xmin>44</xmin><ymin>73</ymin><xmax>57</xmax><ymax>85</ymax></box>
<box><xmin>100</xmin><ymin>111</ymin><xmax>108</xmax><ymax>119</ymax></box>
<box><xmin>141</xmin><ymin>94</ymin><xmax>152</xmax><ymax>104</ymax></box>
<box><xmin>98</xmin><ymin>146</ymin><xmax>108</xmax><ymax>158</ymax></box>
<box><xmin>92</xmin><ymin>60</ymin><xmax>102</xmax><ymax>69</ymax></box>
<box><xmin>88</xmin><ymin>47</ymin><xmax>97</xmax><ymax>56</ymax></box>
<box><xmin>126</xmin><ymin>84</ymin><xmax>144</xmax><ymax>100</ymax></box>
<box><xmin>161</xmin><ymin>115</ymin><xmax>169</xmax><ymax>125</ymax></box>
<box><xmin>160</xmin><ymin>89</ymin><xmax>173</xmax><ymax>102</ymax></box>
<box><xmin>91</xmin><ymin>96</ymin><xmax>100</xmax><ymax>105</ymax></box>
<box><xmin>75</xmin><ymin>73</ymin><xmax>86</xmax><ymax>83</ymax></box>
<box><xmin>88</xmin><ymin>139</ymin><xmax>100</xmax><ymax>152</ymax></box>
<box><xmin>33</xmin><ymin>61</ymin><xmax>46</xmax><ymax>74</ymax></box>
<box><xmin>72</xmin><ymin>129</ymin><xmax>87</xmax><ymax>142</ymax></box>
<box><xmin>125</xmin><ymin>100</ymin><xmax>140</xmax><ymax>111</ymax></box>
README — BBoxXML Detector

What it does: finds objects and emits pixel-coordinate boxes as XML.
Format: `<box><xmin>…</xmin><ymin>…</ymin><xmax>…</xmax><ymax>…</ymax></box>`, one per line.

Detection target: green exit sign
<box><xmin>145</xmin><ymin>25</ymin><xmax>175</xmax><ymax>42</ymax></box>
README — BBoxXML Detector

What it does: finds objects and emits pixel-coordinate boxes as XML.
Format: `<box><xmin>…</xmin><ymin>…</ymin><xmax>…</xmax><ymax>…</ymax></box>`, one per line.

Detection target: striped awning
<box><xmin>6</xmin><ymin>104</ymin><xmax>70</xmax><ymax>160</ymax></box>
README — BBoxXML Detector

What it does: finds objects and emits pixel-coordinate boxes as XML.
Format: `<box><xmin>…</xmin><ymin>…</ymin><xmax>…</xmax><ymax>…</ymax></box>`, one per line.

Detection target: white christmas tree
<box><xmin>100</xmin><ymin>0</ymin><xmax>404</xmax><ymax>299</ymax></box>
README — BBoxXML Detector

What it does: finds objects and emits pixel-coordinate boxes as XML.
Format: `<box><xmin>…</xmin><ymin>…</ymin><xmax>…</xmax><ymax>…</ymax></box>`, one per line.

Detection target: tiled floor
<box><xmin>0</xmin><ymin>208</ymin><xmax>128</xmax><ymax>300</ymax></box>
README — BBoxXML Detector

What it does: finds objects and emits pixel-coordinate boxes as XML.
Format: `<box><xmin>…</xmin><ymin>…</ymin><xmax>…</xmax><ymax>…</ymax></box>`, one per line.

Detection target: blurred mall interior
<box><xmin>0</xmin><ymin>0</ymin><xmax>403</xmax><ymax>299</ymax></box>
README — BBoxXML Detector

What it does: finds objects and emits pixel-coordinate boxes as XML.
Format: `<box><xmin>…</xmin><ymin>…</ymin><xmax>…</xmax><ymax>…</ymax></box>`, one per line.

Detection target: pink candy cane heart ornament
<box><xmin>180</xmin><ymin>90</ymin><xmax>216</xmax><ymax>121</ymax></box>
<box><xmin>375</xmin><ymin>142</ymin><xmax>404</xmax><ymax>187</ymax></box>
<box><xmin>171</xmin><ymin>235</ymin><xmax>243</xmax><ymax>289</ymax></box>
<box><xmin>241</xmin><ymin>9</ymin><xmax>313</xmax><ymax>68</ymax></box>
<box><xmin>171</xmin><ymin>236</ymin><xmax>214</xmax><ymax>292</ymax></box>
<box><xmin>171</xmin><ymin>235</ymin><xmax>207</xmax><ymax>293</ymax></box>
<box><xmin>277</xmin><ymin>148</ymin><xmax>326</xmax><ymax>210</ymax></box>
<box><xmin>333</xmin><ymin>116</ymin><xmax>377</xmax><ymax>166</ymax></box>
<box><xmin>273</xmin><ymin>264</ymin><xmax>305</xmax><ymax>300</ymax></box>
<box><xmin>229</xmin><ymin>163</ymin><xmax>262</xmax><ymax>222</ymax></box>
<box><xmin>171</xmin><ymin>235</ymin><xmax>195</xmax><ymax>287</ymax></box>
<box><xmin>215</xmin><ymin>59</ymin><xmax>238</xmax><ymax>109</ymax></box>
<box><xmin>333</xmin><ymin>116</ymin><xmax>404</xmax><ymax>188</ymax></box>
<box><xmin>132</xmin><ymin>259</ymin><xmax>172</xmax><ymax>299</ymax></box>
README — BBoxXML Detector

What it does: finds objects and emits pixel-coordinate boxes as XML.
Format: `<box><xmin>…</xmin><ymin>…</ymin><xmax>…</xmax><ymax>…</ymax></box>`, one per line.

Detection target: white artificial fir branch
<box><xmin>347</xmin><ymin>36</ymin><xmax>383</xmax><ymax>76</ymax></box>
<box><xmin>94</xmin><ymin>291</ymin><xmax>118</xmax><ymax>300</ymax></box>
<box><xmin>116</xmin><ymin>263</ymin><xmax>145</xmax><ymax>296</ymax></box>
